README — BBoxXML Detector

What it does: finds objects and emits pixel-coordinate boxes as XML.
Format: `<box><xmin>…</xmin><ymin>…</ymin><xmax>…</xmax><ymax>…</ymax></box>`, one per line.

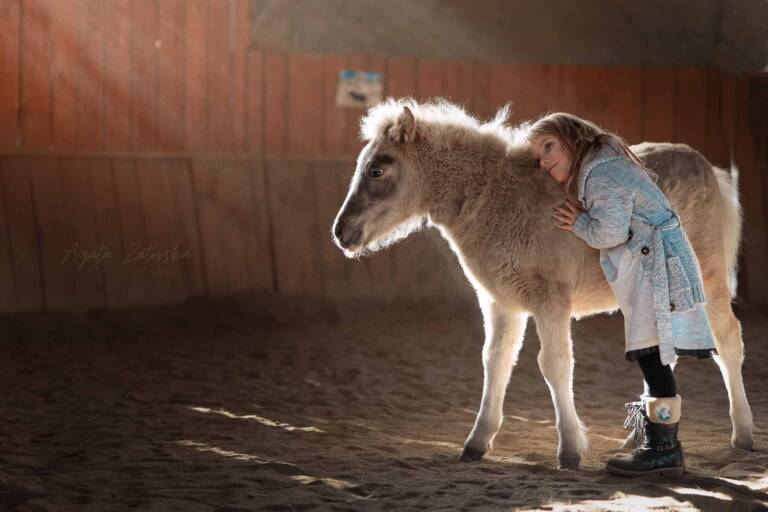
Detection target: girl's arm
<box><xmin>571</xmin><ymin>175</ymin><xmax>634</xmax><ymax>249</ymax></box>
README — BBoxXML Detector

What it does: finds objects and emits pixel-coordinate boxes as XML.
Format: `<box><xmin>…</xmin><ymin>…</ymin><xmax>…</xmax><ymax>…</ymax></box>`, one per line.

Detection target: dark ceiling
<box><xmin>250</xmin><ymin>0</ymin><xmax>767</xmax><ymax>72</ymax></box>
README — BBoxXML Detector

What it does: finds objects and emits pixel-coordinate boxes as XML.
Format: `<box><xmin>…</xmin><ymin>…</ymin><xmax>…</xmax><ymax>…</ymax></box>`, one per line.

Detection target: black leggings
<box><xmin>637</xmin><ymin>351</ymin><xmax>677</xmax><ymax>397</ymax></box>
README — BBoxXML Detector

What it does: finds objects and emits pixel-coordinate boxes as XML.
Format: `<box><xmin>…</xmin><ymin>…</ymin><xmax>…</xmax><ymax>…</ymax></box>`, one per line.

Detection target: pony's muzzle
<box><xmin>333</xmin><ymin>217</ymin><xmax>363</xmax><ymax>250</ymax></box>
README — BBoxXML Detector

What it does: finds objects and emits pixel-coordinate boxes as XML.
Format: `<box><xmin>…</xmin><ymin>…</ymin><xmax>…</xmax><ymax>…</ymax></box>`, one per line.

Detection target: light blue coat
<box><xmin>571</xmin><ymin>141</ymin><xmax>714</xmax><ymax>365</ymax></box>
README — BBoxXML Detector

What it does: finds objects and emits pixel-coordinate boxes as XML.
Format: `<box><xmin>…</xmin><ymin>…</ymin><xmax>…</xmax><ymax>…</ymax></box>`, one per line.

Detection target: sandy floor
<box><xmin>0</xmin><ymin>291</ymin><xmax>766</xmax><ymax>511</ymax></box>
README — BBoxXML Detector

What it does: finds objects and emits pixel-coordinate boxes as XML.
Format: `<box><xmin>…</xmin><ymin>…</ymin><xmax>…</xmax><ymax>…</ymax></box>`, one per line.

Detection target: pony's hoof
<box><xmin>558</xmin><ymin>454</ymin><xmax>581</xmax><ymax>470</ymax></box>
<box><xmin>459</xmin><ymin>446</ymin><xmax>485</xmax><ymax>462</ymax></box>
<box><xmin>733</xmin><ymin>437</ymin><xmax>754</xmax><ymax>451</ymax></box>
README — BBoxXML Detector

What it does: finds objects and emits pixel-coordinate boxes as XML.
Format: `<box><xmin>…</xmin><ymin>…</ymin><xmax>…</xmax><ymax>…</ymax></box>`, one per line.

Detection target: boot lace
<box><xmin>623</xmin><ymin>400</ymin><xmax>646</xmax><ymax>447</ymax></box>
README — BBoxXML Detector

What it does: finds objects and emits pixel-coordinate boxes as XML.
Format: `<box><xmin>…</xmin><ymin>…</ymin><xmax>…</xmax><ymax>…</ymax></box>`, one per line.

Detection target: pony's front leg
<box><xmin>533</xmin><ymin>303</ymin><xmax>588</xmax><ymax>469</ymax></box>
<box><xmin>461</xmin><ymin>300</ymin><xmax>528</xmax><ymax>462</ymax></box>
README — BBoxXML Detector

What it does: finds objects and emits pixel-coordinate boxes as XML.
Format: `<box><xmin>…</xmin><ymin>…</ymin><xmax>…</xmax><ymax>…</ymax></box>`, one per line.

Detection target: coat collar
<box><xmin>576</xmin><ymin>139</ymin><xmax>625</xmax><ymax>205</ymax></box>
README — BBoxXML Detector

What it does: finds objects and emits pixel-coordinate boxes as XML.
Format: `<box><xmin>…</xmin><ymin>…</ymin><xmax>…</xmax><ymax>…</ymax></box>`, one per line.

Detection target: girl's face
<box><xmin>530</xmin><ymin>134</ymin><xmax>571</xmax><ymax>183</ymax></box>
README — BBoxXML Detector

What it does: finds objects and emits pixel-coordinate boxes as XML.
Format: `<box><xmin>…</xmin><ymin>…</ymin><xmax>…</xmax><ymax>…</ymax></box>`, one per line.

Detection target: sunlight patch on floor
<box><xmin>717</xmin><ymin>474</ymin><xmax>768</xmax><ymax>492</ymax></box>
<box><xmin>290</xmin><ymin>475</ymin><xmax>359</xmax><ymax>491</ymax></box>
<box><xmin>389</xmin><ymin>435</ymin><xmax>538</xmax><ymax>465</ymax></box>
<box><xmin>506</xmin><ymin>414</ymin><xmax>554</xmax><ymax>424</ymax></box>
<box><xmin>546</xmin><ymin>493</ymin><xmax>697</xmax><ymax>511</ymax></box>
<box><xmin>187</xmin><ymin>406</ymin><xmax>326</xmax><ymax>433</ymax></box>
<box><xmin>671</xmin><ymin>486</ymin><xmax>733</xmax><ymax>501</ymax></box>
<box><xmin>176</xmin><ymin>440</ymin><xmax>366</xmax><ymax>499</ymax></box>
<box><xmin>483</xmin><ymin>453</ymin><xmax>540</xmax><ymax>466</ymax></box>
<box><xmin>175</xmin><ymin>440</ymin><xmax>273</xmax><ymax>463</ymax></box>
<box><xmin>392</xmin><ymin>436</ymin><xmax>463</xmax><ymax>450</ymax></box>
<box><xmin>592</xmin><ymin>432</ymin><xmax>626</xmax><ymax>443</ymax></box>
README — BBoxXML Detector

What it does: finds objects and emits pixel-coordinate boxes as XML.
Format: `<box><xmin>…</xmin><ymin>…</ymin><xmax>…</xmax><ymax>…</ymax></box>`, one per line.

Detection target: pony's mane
<box><xmin>360</xmin><ymin>97</ymin><xmax>531</xmax><ymax>153</ymax></box>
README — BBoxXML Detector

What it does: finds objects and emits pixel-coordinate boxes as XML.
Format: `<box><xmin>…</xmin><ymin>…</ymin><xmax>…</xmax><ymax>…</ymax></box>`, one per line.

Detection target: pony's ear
<box><xmin>388</xmin><ymin>106</ymin><xmax>416</xmax><ymax>145</ymax></box>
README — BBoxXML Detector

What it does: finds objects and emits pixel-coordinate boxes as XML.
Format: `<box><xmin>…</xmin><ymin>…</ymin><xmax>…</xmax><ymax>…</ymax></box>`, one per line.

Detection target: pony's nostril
<box><xmin>334</xmin><ymin>221</ymin><xmax>343</xmax><ymax>240</ymax></box>
<box><xmin>343</xmin><ymin>228</ymin><xmax>362</xmax><ymax>247</ymax></box>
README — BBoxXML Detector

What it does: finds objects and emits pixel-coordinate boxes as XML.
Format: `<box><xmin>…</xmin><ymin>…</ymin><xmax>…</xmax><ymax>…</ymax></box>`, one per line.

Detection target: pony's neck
<box><xmin>421</xmin><ymin>139</ymin><xmax>509</xmax><ymax>228</ymax></box>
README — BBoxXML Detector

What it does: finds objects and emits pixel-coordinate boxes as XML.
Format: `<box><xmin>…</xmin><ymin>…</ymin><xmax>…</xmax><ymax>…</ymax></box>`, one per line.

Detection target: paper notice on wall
<box><xmin>335</xmin><ymin>71</ymin><xmax>384</xmax><ymax>108</ymax></box>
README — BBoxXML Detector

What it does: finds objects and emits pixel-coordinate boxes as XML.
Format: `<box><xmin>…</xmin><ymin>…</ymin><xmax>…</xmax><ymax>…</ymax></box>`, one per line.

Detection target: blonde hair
<box><xmin>528</xmin><ymin>112</ymin><xmax>656</xmax><ymax>203</ymax></box>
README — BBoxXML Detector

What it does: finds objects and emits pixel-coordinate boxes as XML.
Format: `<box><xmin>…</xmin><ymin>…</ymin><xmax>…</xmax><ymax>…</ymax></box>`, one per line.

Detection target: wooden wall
<box><xmin>0</xmin><ymin>0</ymin><xmax>765</xmax><ymax>312</ymax></box>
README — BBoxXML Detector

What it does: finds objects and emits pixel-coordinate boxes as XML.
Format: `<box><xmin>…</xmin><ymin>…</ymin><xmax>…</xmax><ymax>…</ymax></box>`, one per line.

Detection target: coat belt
<box><xmin>640</xmin><ymin>214</ymin><xmax>681</xmax><ymax>365</ymax></box>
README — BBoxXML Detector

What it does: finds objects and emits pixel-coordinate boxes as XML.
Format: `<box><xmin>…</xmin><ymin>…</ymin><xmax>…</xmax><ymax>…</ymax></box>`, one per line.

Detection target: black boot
<box><xmin>606</xmin><ymin>395</ymin><xmax>684</xmax><ymax>478</ymax></box>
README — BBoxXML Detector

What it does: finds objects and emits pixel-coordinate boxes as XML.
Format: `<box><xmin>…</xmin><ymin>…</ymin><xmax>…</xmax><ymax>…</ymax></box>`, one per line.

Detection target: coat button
<box><xmin>641</xmin><ymin>246</ymin><xmax>650</xmax><ymax>255</ymax></box>
<box><xmin>670</xmin><ymin>303</ymin><xmax>676</xmax><ymax>312</ymax></box>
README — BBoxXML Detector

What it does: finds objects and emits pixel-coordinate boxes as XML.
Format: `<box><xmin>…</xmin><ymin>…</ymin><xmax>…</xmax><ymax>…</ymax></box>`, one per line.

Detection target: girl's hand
<box><xmin>553</xmin><ymin>199</ymin><xmax>582</xmax><ymax>232</ymax></box>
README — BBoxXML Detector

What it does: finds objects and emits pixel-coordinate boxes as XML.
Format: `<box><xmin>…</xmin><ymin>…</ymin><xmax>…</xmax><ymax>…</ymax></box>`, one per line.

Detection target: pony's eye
<box><xmin>368</xmin><ymin>167</ymin><xmax>384</xmax><ymax>178</ymax></box>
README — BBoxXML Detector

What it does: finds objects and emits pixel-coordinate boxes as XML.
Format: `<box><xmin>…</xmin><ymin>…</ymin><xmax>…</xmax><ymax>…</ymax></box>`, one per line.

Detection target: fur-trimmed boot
<box><xmin>606</xmin><ymin>395</ymin><xmax>684</xmax><ymax>477</ymax></box>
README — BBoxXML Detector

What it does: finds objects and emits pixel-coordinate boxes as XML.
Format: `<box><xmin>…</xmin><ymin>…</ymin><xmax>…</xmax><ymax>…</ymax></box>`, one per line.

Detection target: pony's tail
<box><xmin>715</xmin><ymin>166</ymin><xmax>743</xmax><ymax>298</ymax></box>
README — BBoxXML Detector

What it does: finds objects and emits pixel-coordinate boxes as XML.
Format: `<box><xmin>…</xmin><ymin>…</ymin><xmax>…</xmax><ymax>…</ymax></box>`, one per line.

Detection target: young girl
<box><xmin>527</xmin><ymin>113</ymin><xmax>717</xmax><ymax>478</ymax></box>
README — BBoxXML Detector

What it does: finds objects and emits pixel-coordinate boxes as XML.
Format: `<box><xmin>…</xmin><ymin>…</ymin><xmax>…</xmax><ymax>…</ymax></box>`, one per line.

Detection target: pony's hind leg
<box><xmin>533</xmin><ymin>302</ymin><xmax>588</xmax><ymax>469</ymax></box>
<box><xmin>707</xmin><ymin>293</ymin><xmax>755</xmax><ymax>450</ymax></box>
<box><xmin>461</xmin><ymin>299</ymin><xmax>528</xmax><ymax>462</ymax></box>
